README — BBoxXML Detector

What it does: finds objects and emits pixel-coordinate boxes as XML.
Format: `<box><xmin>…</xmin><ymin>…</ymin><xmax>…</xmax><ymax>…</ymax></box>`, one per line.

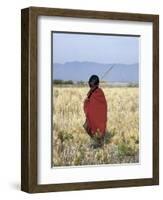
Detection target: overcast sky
<box><xmin>52</xmin><ymin>32</ymin><xmax>140</xmax><ymax>64</ymax></box>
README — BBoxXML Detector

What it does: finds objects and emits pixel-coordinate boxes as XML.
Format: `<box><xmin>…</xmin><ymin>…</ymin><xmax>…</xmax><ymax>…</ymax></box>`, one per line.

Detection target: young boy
<box><xmin>83</xmin><ymin>75</ymin><xmax>107</xmax><ymax>148</ymax></box>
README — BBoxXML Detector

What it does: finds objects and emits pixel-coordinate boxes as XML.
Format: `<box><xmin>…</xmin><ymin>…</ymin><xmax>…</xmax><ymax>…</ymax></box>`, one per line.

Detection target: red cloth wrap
<box><xmin>84</xmin><ymin>87</ymin><xmax>107</xmax><ymax>136</ymax></box>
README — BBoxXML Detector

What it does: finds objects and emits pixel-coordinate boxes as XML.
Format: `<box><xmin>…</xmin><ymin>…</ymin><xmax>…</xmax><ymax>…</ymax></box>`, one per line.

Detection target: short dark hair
<box><xmin>88</xmin><ymin>75</ymin><xmax>99</xmax><ymax>88</ymax></box>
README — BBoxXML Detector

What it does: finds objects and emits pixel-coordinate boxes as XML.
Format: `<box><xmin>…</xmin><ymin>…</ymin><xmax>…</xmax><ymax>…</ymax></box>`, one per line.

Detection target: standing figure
<box><xmin>83</xmin><ymin>75</ymin><xmax>107</xmax><ymax>148</ymax></box>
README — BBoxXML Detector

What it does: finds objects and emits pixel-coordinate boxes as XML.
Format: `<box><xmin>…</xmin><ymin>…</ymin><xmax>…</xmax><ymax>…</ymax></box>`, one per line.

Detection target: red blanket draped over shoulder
<box><xmin>84</xmin><ymin>87</ymin><xmax>107</xmax><ymax>136</ymax></box>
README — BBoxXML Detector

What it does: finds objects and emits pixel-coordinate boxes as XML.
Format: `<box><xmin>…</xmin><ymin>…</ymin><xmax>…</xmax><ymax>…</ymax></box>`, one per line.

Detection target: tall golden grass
<box><xmin>53</xmin><ymin>85</ymin><xmax>139</xmax><ymax>166</ymax></box>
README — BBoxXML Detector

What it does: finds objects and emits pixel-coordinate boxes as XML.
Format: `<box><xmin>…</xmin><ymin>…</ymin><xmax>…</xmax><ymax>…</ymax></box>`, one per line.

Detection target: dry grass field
<box><xmin>52</xmin><ymin>85</ymin><xmax>139</xmax><ymax>166</ymax></box>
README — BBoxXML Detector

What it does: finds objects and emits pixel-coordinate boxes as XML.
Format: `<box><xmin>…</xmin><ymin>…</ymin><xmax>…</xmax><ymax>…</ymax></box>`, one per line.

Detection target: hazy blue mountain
<box><xmin>53</xmin><ymin>61</ymin><xmax>139</xmax><ymax>83</ymax></box>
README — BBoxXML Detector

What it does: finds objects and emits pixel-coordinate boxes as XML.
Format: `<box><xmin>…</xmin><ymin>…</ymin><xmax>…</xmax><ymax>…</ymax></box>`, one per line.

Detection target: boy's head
<box><xmin>88</xmin><ymin>75</ymin><xmax>99</xmax><ymax>88</ymax></box>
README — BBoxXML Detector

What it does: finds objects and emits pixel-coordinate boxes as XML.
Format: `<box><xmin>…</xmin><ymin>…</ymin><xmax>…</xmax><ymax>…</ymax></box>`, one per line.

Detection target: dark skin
<box><xmin>84</xmin><ymin>84</ymin><xmax>99</xmax><ymax>101</ymax></box>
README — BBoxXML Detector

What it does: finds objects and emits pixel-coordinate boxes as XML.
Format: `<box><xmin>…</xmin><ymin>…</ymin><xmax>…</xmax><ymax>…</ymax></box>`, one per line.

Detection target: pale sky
<box><xmin>52</xmin><ymin>32</ymin><xmax>140</xmax><ymax>64</ymax></box>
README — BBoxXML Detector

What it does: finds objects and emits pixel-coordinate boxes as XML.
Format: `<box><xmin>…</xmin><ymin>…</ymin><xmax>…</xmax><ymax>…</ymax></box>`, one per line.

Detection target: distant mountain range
<box><xmin>53</xmin><ymin>61</ymin><xmax>139</xmax><ymax>83</ymax></box>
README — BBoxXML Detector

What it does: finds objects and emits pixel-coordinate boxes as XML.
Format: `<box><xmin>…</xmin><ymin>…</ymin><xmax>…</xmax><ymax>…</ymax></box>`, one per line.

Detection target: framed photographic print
<box><xmin>21</xmin><ymin>7</ymin><xmax>159</xmax><ymax>193</ymax></box>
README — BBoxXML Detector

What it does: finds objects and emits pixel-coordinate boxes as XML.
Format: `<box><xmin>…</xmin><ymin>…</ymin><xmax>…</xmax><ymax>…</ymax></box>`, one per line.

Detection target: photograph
<box><xmin>21</xmin><ymin>7</ymin><xmax>159</xmax><ymax>193</ymax></box>
<box><xmin>52</xmin><ymin>32</ymin><xmax>140</xmax><ymax>167</ymax></box>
